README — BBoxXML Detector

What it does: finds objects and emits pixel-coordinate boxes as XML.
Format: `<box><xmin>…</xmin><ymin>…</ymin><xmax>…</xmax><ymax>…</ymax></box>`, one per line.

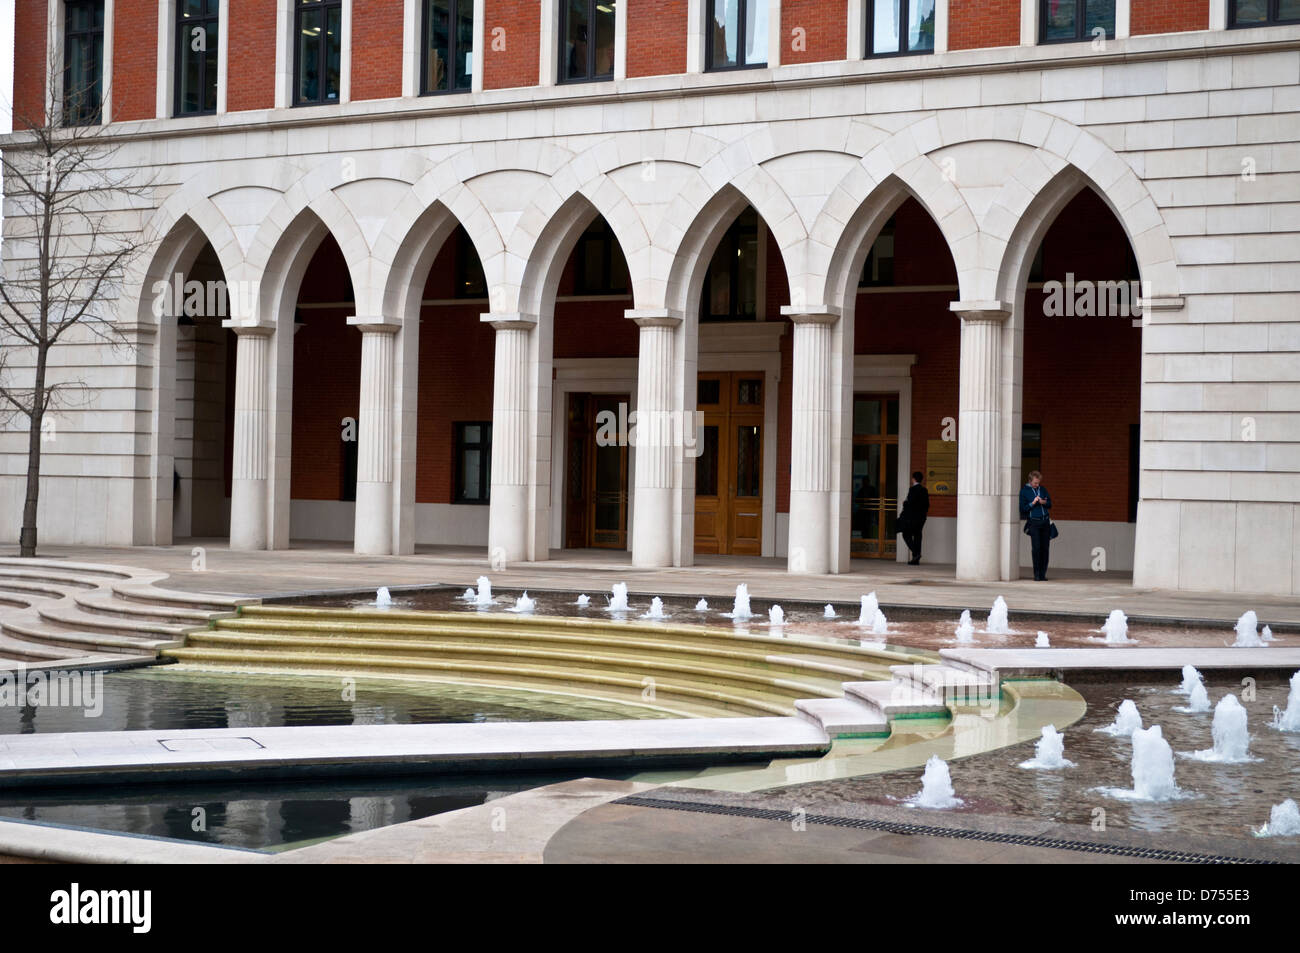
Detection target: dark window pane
<box><xmin>1084</xmin><ymin>0</ymin><xmax>1115</xmax><ymax>37</ymax></box>
<box><xmin>594</xmin><ymin>1</ymin><xmax>616</xmax><ymax>76</ymax></box>
<box><xmin>737</xmin><ymin>378</ymin><xmax>762</xmax><ymax>406</ymax></box>
<box><xmin>455</xmin><ymin>0</ymin><xmax>474</xmax><ymax>88</ymax></box>
<box><xmin>696</xmin><ymin>426</ymin><xmax>719</xmax><ymax>496</ymax></box>
<box><xmin>1233</xmin><ymin>0</ymin><xmax>1268</xmax><ymax>23</ymax></box>
<box><xmin>565</xmin><ymin>0</ymin><xmax>590</xmax><ymax>79</ymax></box>
<box><xmin>429</xmin><ymin>0</ymin><xmax>451</xmax><ymax>91</ymax></box>
<box><xmin>736</xmin><ymin>425</ymin><xmax>760</xmax><ymax>497</ymax></box>
<box><xmin>298</xmin><ymin>8</ymin><xmax>322</xmax><ymax>101</ymax></box>
<box><xmin>1043</xmin><ymin>0</ymin><xmax>1077</xmax><ymax>40</ymax></box>
<box><xmin>1279</xmin><ymin>0</ymin><xmax>1300</xmax><ymax>19</ymax></box>
<box><xmin>204</xmin><ymin>22</ymin><xmax>220</xmax><ymax>111</ymax></box>
<box><xmin>698</xmin><ymin>379</ymin><xmax>721</xmax><ymax>406</ymax></box>
<box><xmin>325</xmin><ymin>7</ymin><xmax>342</xmax><ymax>99</ymax></box>
<box><xmin>710</xmin><ymin>0</ymin><xmax>739</xmax><ymax>67</ymax></box>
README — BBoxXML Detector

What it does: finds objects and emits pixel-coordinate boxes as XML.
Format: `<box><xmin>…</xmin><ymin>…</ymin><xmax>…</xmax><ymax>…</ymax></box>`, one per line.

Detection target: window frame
<box><xmin>421</xmin><ymin>0</ymin><xmax>474</xmax><ymax>95</ymax></box>
<box><xmin>558</xmin><ymin>0</ymin><xmax>617</xmax><ymax>84</ymax></box>
<box><xmin>63</xmin><ymin>0</ymin><xmax>105</xmax><ymax>126</ymax></box>
<box><xmin>174</xmin><ymin>0</ymin><xmax>220</xmax><ymax>117</ymax></box>
<box><xmin>1227</xmin><ymin>0</ymin><xmax>1300</xmax><ymax>28</ymax></box>
<box><xmin>864</xmin><ymin>0</ymin><xmax>937</xmax><ymax>59</ymax></box>
<box><xmin>454</xmin><ymin>422</ymin><xmax>493</xmax><ymax>504</ymax></box>
<box><xmin>1038</xmin><ymin>0</ymin><xmax>1116</xmax><ymax>45</ymax></box>
<box><xmin>293</xmin><ymin>0</ymin><xmax>343</xmax><ymax>107</ymax></box>
<box><xmin>704</xmin><ymin>0</ymin><xmax>768</xmax><ymax>72</ymax></box>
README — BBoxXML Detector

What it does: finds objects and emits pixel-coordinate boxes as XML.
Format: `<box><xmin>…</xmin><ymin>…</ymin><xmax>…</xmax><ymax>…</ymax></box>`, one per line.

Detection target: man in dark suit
<box><xmin>1019</xmin><ymin>470</ymin><xmax>1053</xmax><ymax>581</ymax></box>
<box><xmin>898</xmin><ymin>471</ymin><xmax>930</xmax><ymax>566</ymax></box>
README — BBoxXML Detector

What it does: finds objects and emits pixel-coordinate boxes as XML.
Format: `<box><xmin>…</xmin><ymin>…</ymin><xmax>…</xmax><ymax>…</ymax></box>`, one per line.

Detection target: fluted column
<box><xmin>350</xmin><ymin>320</ymin><xmax>399</xmax><ymax>554</ymax></box>
<box><xmin>629</xmin><ymin>311</ymin><xmax>680</xmax><ymax>568</ymax></box>
<box><xmin>787</xmin><ymin>312</ymin><xmax>836</xmax><ymax>574</ymax></box>
<box><xmin>953</xmin><ymin>303</ymin><xmax>1011</xmax><ymax>581</ymax></box>
<box><xmin>229</xmin><ymin>326</ymin><xmax>273</xmax><ymax>550</ymax></box>
<box><xmin>487</xmin><ymin>316</ymin><xmax>534</xmax><ymax>563</ymax></box>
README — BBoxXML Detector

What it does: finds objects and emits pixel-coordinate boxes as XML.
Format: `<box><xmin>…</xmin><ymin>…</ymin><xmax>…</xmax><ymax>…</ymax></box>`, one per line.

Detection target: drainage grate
<box><xmin>613</xmin><ymin>795</ymin><xmax>1278</xmax><ymax>864</ymax></box>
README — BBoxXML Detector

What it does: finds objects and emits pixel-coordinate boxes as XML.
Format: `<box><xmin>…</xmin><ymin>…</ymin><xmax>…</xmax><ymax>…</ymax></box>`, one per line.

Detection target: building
<box><xmin>2</xmin><ymin>1</ymin><xmax>1298</xmax><ymax>596</ymax></box>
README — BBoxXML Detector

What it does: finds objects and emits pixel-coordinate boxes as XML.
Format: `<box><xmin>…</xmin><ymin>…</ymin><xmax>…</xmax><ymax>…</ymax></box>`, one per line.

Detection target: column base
<box><xmin>788</xmin><ymin>489</ymin><xmax>832</xmax><ymax>574</ymax></box>
<box><xmin>229</xmin><ymin>479</ymin><xmax>267</xmax><ymax>551</ymax></box>
<box><xmin>631</xmin><ymin>486</ymin><xmax>674</xmax><ymax>568</ymax></box>
<box><xmin>488</xmin><ymin>483</ymin><xmax>530</xmax><ymax>566</ymax></box>
<box><xmin>354</xmin><ymin>481</ymin><xmax>394</xmax><ymax>555</ymax></box>
<box><xmin>956</xmin><ymin>494</ymin><xmax>1000</xmax><ymax>581</ymax></box>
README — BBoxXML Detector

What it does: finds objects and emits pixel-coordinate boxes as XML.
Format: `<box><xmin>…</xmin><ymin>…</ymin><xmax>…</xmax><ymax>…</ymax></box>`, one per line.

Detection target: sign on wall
<box><xmin>926</xmin><ymin>439</ymin><xmax>957</xmax><ymax>496</ymax></box>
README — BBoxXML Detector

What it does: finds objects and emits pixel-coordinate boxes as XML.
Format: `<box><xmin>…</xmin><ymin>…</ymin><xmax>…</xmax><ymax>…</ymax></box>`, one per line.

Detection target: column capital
<box><xmin>346</xmin><ymin>317</ymin><xmax>401</xmax><ymax>334</ymax></box>
<box><xmin>625</xmin><ymin>308</ymin><xmax>683</xmax><ymax>328</ymax></box>
<box><xmin>223</xmin><ymin>321</ymin><xmax>275</xmax><ymax>336</ymax></box>
<box><xmin>480</xmin><ymin>312</ymin><xmax>538</xmax><ymax>331</ymax></box>
<box><xmin>781</xmin><ymin>305</ymin><xmax>840</xmax><ymax>324</ymax></box>
<box><xmin>949</xmin><ymin>301</ymin><xmax>1011</xmax><ymax>322</ymax></box>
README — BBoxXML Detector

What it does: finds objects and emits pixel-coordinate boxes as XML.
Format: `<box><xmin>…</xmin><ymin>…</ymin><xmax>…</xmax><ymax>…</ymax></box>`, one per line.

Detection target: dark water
<box><xmin>768</xmin><ymin>674</ymin><xmax>1300</xmax><ymax>843</ymax></box>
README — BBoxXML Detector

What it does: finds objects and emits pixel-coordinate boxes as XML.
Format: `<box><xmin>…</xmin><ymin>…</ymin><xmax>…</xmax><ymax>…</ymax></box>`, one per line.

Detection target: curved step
<box><xmin>73</xmin><ymin>590</ymin><xmax>218</xmax><ymax>625</ymax></box>
<box><xmin>111</xmin><ymin>582</ymin><xmax>256</xmax><ymax>612</ymax></box>
<box><xmin>36</xmin><ymin>602</ymin><xmax>191</xmax><ymax>638</ymax></box>
<box><xmin>0</xmin><ymin>632</ymin><xmax>90</xmax><ymax>662</ymax></box>
<box><xmin>0</xmin><ymin>567</ymin><xmax>99</xmax><ymax>590</ymax></box>
<box><xmin>0</xmin><ymin>558</ymin><xmax>133</xmax><ymax>579</ymax></box>
<box><xmin>794</xmin><ymin>697</ymin><xmax>890</xmax><ymax>738</ymax></box>
<box><xmin>1</xmin><ymin>615</ymin><xmax>180</xmax><ymax>657</ymax></box>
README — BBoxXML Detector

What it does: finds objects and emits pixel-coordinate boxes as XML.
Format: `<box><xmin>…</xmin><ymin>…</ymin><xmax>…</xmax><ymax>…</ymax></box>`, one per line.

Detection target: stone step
<box><xmin>73</xmin><ymin>590</ymin><xmax>218</xmax><ymax>625</ymax></box>
<box><xmin>0</xmin><ymin>632</ymin><xmax>87</xmax><ymax>662</ymax></box>
<box><xmin>111</xmin><ymin>582</ymin><xmax>255</xmax><ymax>613</ymax></box>
<box><xmin>36</xmin><ymin>602</ymin><xmax>191</xmax><ymax>638</ymax></box>
<box><xmin>793</xmin><ymin>696</ymin><xmax>890</xmax><ymax>738</ymax></box>
<box><xmin>1</xmin><ymin>615</ymin><xmax>179</xmax><ymax>657</ymax></box>
<box><xmin>888</xmin><ymin>662</ymin><xmax>998</xmax><ymax>700</ymax></box>
<box><xmin>843</xmin><ymin>679</ymin><xmax>949</xmax><ymax>717</ymax></box>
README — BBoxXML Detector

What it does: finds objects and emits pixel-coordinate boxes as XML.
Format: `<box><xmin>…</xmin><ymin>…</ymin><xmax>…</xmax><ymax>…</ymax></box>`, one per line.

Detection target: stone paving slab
<box><xmin>0</xmin><ymin>717</ymin><xmax>830</xmax><ymax>787</ymax></box>
<box><xmin>942</xmin><ymin>646</ymin><xmax>1300</xmax><ymax>676</ymax></box>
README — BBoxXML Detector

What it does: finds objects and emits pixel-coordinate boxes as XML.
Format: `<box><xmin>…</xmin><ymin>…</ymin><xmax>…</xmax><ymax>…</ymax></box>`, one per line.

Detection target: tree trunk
<box><xmin>20</xmin><ymin>347</ymin><xmax>47</xmax><ymax>558</ymax></box>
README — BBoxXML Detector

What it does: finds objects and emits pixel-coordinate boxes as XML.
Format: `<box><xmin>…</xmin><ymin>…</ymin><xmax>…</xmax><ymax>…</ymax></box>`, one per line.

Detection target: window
<box><xmin>63</xmin><ymin>0</ymin><xmax>105</xmax><ymax>125</ymax></box>
<box><xmin>423</xmin><ymin>0</ymin><xmax>473</xmax><ymax>93</ymax></box>
<box><xmin>560</xmin><ymin>0</ymin><xmax>616</xmax><ymax>82</ymax></box>
<box><xmin>295</xmin><ymin>0</ymin><xmax>342</xmax><ymax>105</ymax></box>
<box><xmin>706</xmin><ymin>0</ymin><xmax>767</xmax><ymax>71</ymax></box>
<box><xmin>573</xmin><ymin>219</ymin><xmax>629</xmax><ymax>295</ymax></box>
<box><xmin>866</xmin><ymin>0</ymin><xmax>935</xmax><ymax>57</ymax></box>
<box><xmin>1020</xmin><ymin>423</ymin><xmax>1042</xmax><ymax>487</ymax></box>
<box><xmin>455</xmin><ymin>423</ymin><xmax>492</xmax><ymax>503</ymax></box>
<box><xmin>1040</xmin><ymin>0</ymin><xmax>1115</xmax><ymax>44</ymax></box>
<box><xmin>700</xmin><ymin>208</ymin><xmax>758</xmax><ymax>322</ymax></box>
<box><xmin>859</xmin><ymin>217</ymin><xmax>896</xmax><ymax>287</ymax></box>
<box><xmin>454</xmin><ymin>228</ymin><xmax>487</xmax><ymax>298</ymax></box>
<box><xmin>175</xmin><ymin>0</ymin><xmax>219</xmax><ymax>116</ymax></box>
<box><xmin>1229</xmin><ymin>0</ymin><xmax>1300</xmax><ymax>27</ymax></box>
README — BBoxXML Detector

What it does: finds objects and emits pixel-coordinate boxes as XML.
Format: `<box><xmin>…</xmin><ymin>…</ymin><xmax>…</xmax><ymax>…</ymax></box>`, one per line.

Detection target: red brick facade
<box><xmin>947</xmin><ymin>0</ymin><xmax>1021</xmax><ymax>51</ymax></box>
<box><xmin>1132</xmin><ymin>0</ymin><xmax>1209</xmax><ymax>35</ymax></box>
<box><xmin>12</xmin><ymin>0</ymin><xmax>48</xmax><ymax>128</ymax></box>
<box><xmin>351</xmin><ymin>0</ymin><xmax>405</xmax><ymax>100</ymax></box>
<box><xmin>112</xmin><ymin>0</ymin><xmax>159</xmax><ymax>121</ymax></box>
<box><xmin>483</xmin><ymin>0</ymin><xmax>540</xmax><ymax>90</ymax></box>
<box><xmin>626</xmin><ymin>0</ymin><xmax>688</xmax><ymax>78</ymax></box>
<box><xmin>781</xmin><ymin>0</ymin><xmax>846</xmax><ymax>65</ymax></box>
<box><xmin>226</xmin><ymin>0</ymin><xmax>278</xmax><ymax>111</ymax></box>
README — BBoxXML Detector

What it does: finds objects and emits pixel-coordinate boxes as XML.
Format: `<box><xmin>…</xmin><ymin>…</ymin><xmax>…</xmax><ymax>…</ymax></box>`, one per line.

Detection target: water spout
<box><xmin>606</xmin><ymin>582</ymin><xmax>630</xmax><ymax>613</ymax></box>
<box><xmin>728</xmin><ymin>584</ymin><xmax>753</xmax><ymax>620</ymax></box>
<box><xmin>986</xmin><ymin>596</ymin><xmax>1011</xmax><ymax>635</ymax></box>
<box><xmin>907</xmin><ymin>755</ymin><xmax>963</xmax><ymax>809</ymax></box>
<box><xmin>954</xmin><ymin>610</ymin><xmax>974</xmax><ymax>643</ymax></box>
<box><xmin>694</xmin><ymin>598</ymin><xmax>709</xmax><ymax>612</ymax></box>
<box><xmin>1035</xmin><ymin>631</ymin><xmax>1050</xmax><ymax>648</ymax></box>
<box><xmin>1020</xmin><ymin>724</ymin><xmax>1075</xmax><ymax>769</ymax></box>
<box><xmin>1178</xmin><ymin>680</ymin><xmax>1211</xmax><ymax>714</ymax></box>
<box><xmin>1129</xmin><ymin>725</ymin><xmax>1181</xmax><ymax>801</ymax></box>
<box><xmin>576</xmin><ymin>594</ymin><xmax>591</xmax><ymax>608</ymax></box>
<box><xmin>1254</xmin><ymin>799</ymin><xmax>1300</xmax><ymax>837</ymax></box>
<box><xmin>511</xmin><ymin>592</ymin><xmax>536</xmax><ymax>613</ymax></box>
<box><xmin>1100</xmin><ymin>609</ymin><xmax>1130</xmax><ymax>644</ymax></box>
<box><xmin>1232</xmin><ymin>610</ymin><xmax>1265</xmax><ymax>647</ymax></box>
<box><xmin>1270</xmin><ymin>671</ymin><xmax>1300</xmax><ymax>731</ymax></box>
<box><xmin>823</xmin><ymin>604</ymin><xmax>837</xmax><ymax>619</ymax></box>
<box><xmin>870</xmin><ymin>609</ymin><xmax>888</xmax><ymax>636</ymax></box>
<box><xmin>642</xmin><ymin>597</ymin><xmax>666</xmax><ymax>620</ymax></box>
<box><xmin>858</xmin><ymin>593</ymin><xmax>879</xmax><ymax>626</ymax></box>
<box><xmin>768</xmin><ymin>605</ymin><xmax>785</xmax><ymax>627</ymax></box>
<box><xmin>1186</xmin><ymin>694</ymin><xmax>1254</xmax><ymax>762</ymax></box>
<box><xmin>375</xmin><ymin>587</ymin><xmax>392</xmax><ymax>608</ymax></box>
<box><xmin>1176</xmin><ymin>664</ymin><xmax>1203</xmax><ymax>696</ymax></box>
<box><xmin>1096</xmin><ymin>699</ymin><xmax>1143</xmax><ymax>737</ymax></box>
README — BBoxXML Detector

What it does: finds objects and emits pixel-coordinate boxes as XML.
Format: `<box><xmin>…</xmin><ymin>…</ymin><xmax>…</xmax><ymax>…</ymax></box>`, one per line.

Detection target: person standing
<box><xmin>898</xmin><ymin>471</ymin><xmax>930</xmax><ymax>566</ymax></box>
<box><xmin>1020</xmin><ymin>470</ymin><xmax>1053</xmax><ymax>581</ymax></box>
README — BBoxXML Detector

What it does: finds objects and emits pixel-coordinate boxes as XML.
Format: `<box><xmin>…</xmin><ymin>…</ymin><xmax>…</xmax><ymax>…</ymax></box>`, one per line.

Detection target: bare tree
<box><xmin>0</xmin><ymin>58</ymin><xmax>151</xmax><ymax>556</ymax></box>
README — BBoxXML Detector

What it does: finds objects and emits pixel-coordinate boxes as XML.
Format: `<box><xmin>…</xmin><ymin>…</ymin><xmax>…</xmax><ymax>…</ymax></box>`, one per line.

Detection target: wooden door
<box><xmin>694</xmin><ymin>372</ymin><xmax>764</xmax><ymax>555</ymax></box>
<box><xmin>564</xmin><ymin>393</ymin><xmax>629</xmax><ymax>549</ymax></box>
<box><xmin>850</xmin><ymin>393</ymin><xmax>900</xmax><ymax>558</ymax></box>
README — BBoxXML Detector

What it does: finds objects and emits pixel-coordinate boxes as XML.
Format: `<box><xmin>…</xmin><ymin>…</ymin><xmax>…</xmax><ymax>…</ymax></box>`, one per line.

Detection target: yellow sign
<box><xmin>926</xmin><ymin>439</ymin><xmax>957</xmax><ymax>496</ymax></box>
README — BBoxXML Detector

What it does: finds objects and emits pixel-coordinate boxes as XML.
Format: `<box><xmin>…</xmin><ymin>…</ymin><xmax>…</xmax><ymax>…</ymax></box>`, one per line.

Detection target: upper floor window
<box><xmin>1229</xmin><ymin>0</ymin><xmax>1300</xmax><ymax>27</ymax></box>
<box><xmin>701</xmin><ymin>208</ymin><xmax>758</xmax><ymax>322</ymax></box>
<box><xmin>560</xmin><ymin>0</ymin><xmax>616</xmax><ymax>82</ymax></box>
<box><xmin>859</xmin><ymin>217</ymin><xmax>896</xmax><ymax>286</ymax></box>
<box><xmin>707</xmin><ymin>0</ymin><xmax>767</xmax><ymax>71</ymax></box>
<box><xmin>176</xmin><ymin>0</ymin><xmax>219</xmax><ymax>116</ymax></box>
<box><xmin>424</xmin><ymin>0</ymin><xmax>474</xmax><ymax>93</ymax></box>
<box><xmin>1040</xmin><ymin>0</ymin><xmax>1115</xmax><ymax>44</ymax></box>
<box><xmin>63</xmin><ymin>0</ymin><xmax>105</xmax><ymax>125</ymax></box>
<box><xmin>295</xmin><ymin>0</ymin><xmax>342</xmax><ymax>105</ymax></box>
<box><xmin>867</xmin><ymin>0</ymin><xmax>935</xmax><ymax>57</ymax></box>
<box><xmin>573</xmin><ymin>218</ymin><xmax>629</xmax><ymax>295</ymax></box>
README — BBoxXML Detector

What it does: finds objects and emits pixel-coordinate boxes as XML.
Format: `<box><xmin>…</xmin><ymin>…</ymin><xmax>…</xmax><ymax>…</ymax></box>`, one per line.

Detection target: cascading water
<box><xmin>1020</xmin><ymin>724</ymin><xmax>1075</xmax><ymax>769</ymax></box>
<box><xmin>694</xmin><ymin>598</ymin><xmax>709</xmax><ymax>612</ymax></box>
<box><xmin>858</xmin><ymin>593</ymin><xmax>879</xmax><ymax>626</ymax></box>
<box><xmin>907</xmin><ymin>755</ymin><xmax>963</xmax><ymax>809</ymax></box>
<box><xmin>1035</xmin><ymin>631</ymin><xmax>1050</xmax><ymax>648</ymax></box>
<box><xmin>768</xmin><ymin>605</ymin><xmax>785</xmax><ymax>627</ymax></box>
<box><xmin>1100</xmin><ymin>609</ymin><xmax>1130</xmax><ymax>644</ymax></box>
<box><xmin>1232</xmin><ymin>610</ymin><xmax>1265</xmax><ymax>647</ymax></box>
<box><xmin>823</xmin><ymin>604</ymin><xmax>837</xmax><ymax>619</ymax></box>
<box><xmin>728</xmin><ymin>584</ymin><xmax>753</xmax><ymax>620</ymax></box>
<box><xmin>576</xmin><ymin>594</ymin><xmax>591</xmax><ymax>608</ymax></box>
<box><xmin>1096</xmin><ymin>699</ymin><xmax>1143</xmax><ymax>737</ymax></box>
<box><xmin>1186</xmin><ymin>694</ymin><xmax>1254</xmax><ymax>762</ymax></box>
<box><xmin>606</xmin><ymin>582</ymin><xmax>630</xmax><ymax>613</ymax></box>
<box><xmin>986</xmin><ymin>597</ymin><xmax>1011</xmax><ymax>635</ymax></box>
<box><xmin>375</xmin><ymin>587</ymin><xmax>393</xmax><ymax>608</ymax></box>
<box><xmin>642</xmin><ymin>597</ymin><xmax>666</xmax><ymax>620</ymax></box>
<box><xmin>1254</xmin><ymin>799</ymin><xmax>1300</xmax><ymax>837</ymax></box>
<box><xmin>1271</xmin><ymin>670</ymin><xmax>1300</xmax><ymax>731</ymax></box>
<box><xmin>954</xmin><ymin>610</ymin><xmax>974</xmax><ymax>643</ymax></box>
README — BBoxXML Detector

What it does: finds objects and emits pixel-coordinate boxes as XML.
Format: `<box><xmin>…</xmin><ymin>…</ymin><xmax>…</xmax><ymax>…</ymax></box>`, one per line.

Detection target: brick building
<box><xmin>3</xmin><ymin>1</ymin><xmax>1299</xmax><ymax>595</ymax></box>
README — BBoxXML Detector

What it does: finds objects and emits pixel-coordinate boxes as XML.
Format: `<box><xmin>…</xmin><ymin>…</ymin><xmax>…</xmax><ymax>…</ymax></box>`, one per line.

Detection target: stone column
<box><xmin>229</xmin><ymin>326</ymin><xmax>273</xmax><ymax>550</ymax></box>
<box><xmin>787</xmin><ymin>313</ymin><xmax>836</xmax><ymax>574</ymax></box>
<box><xmin>952</xmin><ymin>303</ymin><xmax>1011</xmax><ymax>581</ymax></box>
<box><xmin>350</xmin><ymin>320</ymin><xmax>399</xmax><ymax>555</ymax></box>
<box><xmin>486</xmin><ymin>316</ymin><xmax>534</xmax><ymax>564</ymax></box>
<box><xmin>629</xmin><ymin>311</ymin><xmax>680</xmax><ymax>568</ymax></box>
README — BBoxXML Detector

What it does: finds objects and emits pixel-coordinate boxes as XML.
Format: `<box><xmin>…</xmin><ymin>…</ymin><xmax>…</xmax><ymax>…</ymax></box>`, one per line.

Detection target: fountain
<box><xmin>823</xmin><ymin>604</ymin><xmax>836</xmax><ymax>619</ymax></box>
<box><xmin>1271</xmin><ymin>671</ymin><xmax>1300</xmax><ymax>731</ymax></box>
<box><xmin>694</xmin><ymin>598</ymin><xmax>709</xmax><ymax>612</ymax></box>
<box><xmin>1176</xmin><ymin>680</ymin><xmax>1211</xmax><ymax>714</ymax></box>
<box><xmin>1100</xmin><ymin>609</ymin><xmax>1130</xmax><ymax>644</ymax></box>
<box><xmin>768</xmin><ymin>605</ymin><xmax>785</xmax><ymax>627</ymax></box>
<box><xmin>954</xmin><ymin>610</ymin><xmax>974</xmax><ymax>643</ymax></box>
<box><xmin>858</xmin><ymin>593</ymin><xmax>879</xmax><ymax>626</ymax></box>
<box><xmin>1035</xmin><ymin>631</ymin><xmax>1050</xmax><ymax>648</ymax></box>
<box><xmin>375</xmin><ymin>587</ymin><xmax>393</xmax><ymax>608</ymax></box>
<box><xmin>511</xmin><ymin>592</ymin><xmax>536</xmax><ymax>613</ymax></box>
<box><xmin>1019</xmin><ymin>725</ymin><xmax>1075</xmax><ymax>769</ymax></box>
<box><xmin>642</xmin><ymin>597</ymin><xmax>666</xmax><ymax>620</ymax></box>
<box><xmin>606</xmin><ymin>582</ymin><xmax>630</xmax><ymax>613</ymax></box>
<box><xmin>462</xmin><ymin>587</ymin><xmax>476</xmax><ymax>601</ymax></box>
<box><xmin>576</xmin><ymin>594</ymin><xmax>591</xmax><ymax>608</ymax></box>
<box><xmin>728</xmin><ymin>584</ymin><xmax>753</xmax><ymax>620</ymax></box>
<box><xmin>1176</xmin><ymin>664</ymin><xmax>1203</xmax><ymax>695</ymax></box>
<box><xmin>473</xmin><ymin>576</ymin><xmax>494</xmax><ymax>607</ymax></box>
<box><xmin>1262</xmin><ymin>625</ymin><xmax>1275</xmax><ymax>642</ymax></box>
<box><xmin>1186</xmin><ymin>694</ymin><xmax>1254</xmax><ymax>762</ymax></box>
<box><xmin>986</xmin><ymin>596</ymin><xmax>1011</xmax><ymax>635</ymax></box>
<box><xmin>907</xmin><ymin>756</ymin><xmax>963</xmax><ymax>809</ymax></box>
<box><xmin>1128</xmin><ymin>726</ymin><xmax>1181</xmax><ymax>801</ymax></box>
<box><xmin>1254</xmin><ymin>799</ymin><xmax>1300</xmax><ymax>837</ymax></box>
<box><xmin>1096</xmin><ymin>699</ymin><xmax>1143</xmax><ymax>737</ymax></box>
<box><xmin>1232</xmin><ymin>610</ymin><xmax>1265</xmax><ymax>647</ymax></box>
<box><xmin>870</xmin><ymin>609</ymin><xmax>888</xmax><ymax>636</ymax></box>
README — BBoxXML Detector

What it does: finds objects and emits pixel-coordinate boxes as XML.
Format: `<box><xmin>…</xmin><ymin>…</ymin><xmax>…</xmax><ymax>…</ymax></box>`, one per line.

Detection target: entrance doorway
<box><xmin>851</xmin><ymin>393</ymin><xmax>900</xmax><ymax>558</ymax></box>
<box><xmin>694</xmin><ymin>372</ymin><xmax>764</xmax><ymax>555</ymax></box>
<box><xmin>564</xmin><ymin>393</ymin><xmax>629</xmax><ymax>548</ymax></box>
